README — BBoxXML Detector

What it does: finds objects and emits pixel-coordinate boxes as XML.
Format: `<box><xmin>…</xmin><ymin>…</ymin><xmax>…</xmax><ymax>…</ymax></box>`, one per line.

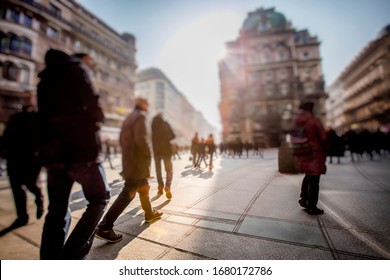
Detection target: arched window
<box><xmin>4</xmin><ymin>61</ymin><xmax>19</xmax><ymax>81</ymax></box>
<box><xmin>0</xmin><ymin>32</ymin><xmax>9</xmax><ymax>51</ymax></box>
<box><xmin>20</xmin><ymin>36</ymin><xmax>32</xmax><ymax>55</ymax></box>
<box><xmin>276</xmin><ymin>44</ymin><xmax>289</xmax><ymax>61</ymax></box>
<box><xmin>262</xmin><ymin>47</ymin><xmax>273</xmax><ymax>63</ymax></box>
<box><xmin>19</xmin><ymin>64</ymin><xmax>30</xmax><ymax>84</ymax></box>
<box><xmin>10</xmin><ymin>33</ymin><xmax>21</xmax><ymax>53</ymax></box>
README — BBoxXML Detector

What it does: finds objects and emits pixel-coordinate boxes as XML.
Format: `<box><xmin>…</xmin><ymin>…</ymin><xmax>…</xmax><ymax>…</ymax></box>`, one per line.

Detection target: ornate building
<box><xmin>135</xmin><ymin>67</ymin><xmax>216</xmax><ymax>146</ymax></box>
<box><xmin>219</xmin><ymin>7</ymin><xmax>326</xmax><ymax>147</ymax></box>
<box><xmin>326</xmin><ymin>25</ymin><xmax>390</xmax><ymax>133</ymax></box>
<box><xmin>0</xmin><ymin>0</ymin><xmax>137</xmax><ymax>140</ymax></box>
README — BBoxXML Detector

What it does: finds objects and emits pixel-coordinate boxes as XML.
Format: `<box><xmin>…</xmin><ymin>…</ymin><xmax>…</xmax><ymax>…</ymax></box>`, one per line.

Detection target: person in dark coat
<box><xmin>37</xmin><ymin>49</ymin><xmax>110</xmax><ymax>260</ymax></box>
<box><xmin>0</xmin><ymin>102</ymin><xmax>43</xmax><ymax>229</ymax></box>
<box><xmin>294</xmin><ymin>102</ymin><xmax>327</xmax><ymax>215</ymax></box>
<box><xmin>95</xmin><ymin>97</ymin><xmax>163</xmax><ymax>243</ymax></box>
<box><xmin>326</xmin><ymin>128</ymin><xmax>345</xmax><ymax>164</ymax></box>
<box><xmin>151</xmin><ymin>113</ymin><xmax>175</xmax><ymax>199</ymax></box>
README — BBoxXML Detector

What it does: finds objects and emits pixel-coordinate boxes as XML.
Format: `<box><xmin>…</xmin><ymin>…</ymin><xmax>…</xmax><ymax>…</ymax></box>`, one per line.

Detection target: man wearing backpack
<box><xmin>294</xmin><ymin>102</ymin><xmax>327</xmax><ymax>215</ymax></box>
<box><xmin>37</xmin><ymin>49</ymin><xmax>110</xmax><ymax>259</ymax></box>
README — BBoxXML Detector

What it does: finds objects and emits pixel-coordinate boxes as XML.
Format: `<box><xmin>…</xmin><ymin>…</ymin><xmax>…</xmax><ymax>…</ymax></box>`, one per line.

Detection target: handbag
<box><xmin>286</xmin><ymin>126</ymin><xmax>312</xmax><ymax>156</ymax></box>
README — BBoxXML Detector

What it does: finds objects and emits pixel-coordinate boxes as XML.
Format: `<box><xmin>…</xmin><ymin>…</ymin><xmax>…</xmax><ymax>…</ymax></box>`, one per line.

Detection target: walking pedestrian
<box><xmin>151</xmin><ymin>113</ymin><xmax>175</xmax><ymax>199</ymax></box>
<box><xmin>37</xmin><ymin>49</ymin><xmax>110</xmax><ymax>259</ymax></box>
<box><xmin>95</xmin><ymin>97</ymin><xmax>163</xmax><ymax>243</ymax></box>
<box><xmin>294</xmin><ymin>101</ymin><xmax>327</xmax><ymax>215</ymax></box>
<box><xmin>190</xmin><ymin>132</ymin><xmax>200</xmax><ymax>167</ymax></box>
<box><xmin>0</xmin><ymin>100</ymin><xmax>44</xmax><ymax>229</ymax></box>
<box><xmin>206</xmin><ymin>134</ymin><xmax>215</xmax><ymax>170</ymax></box>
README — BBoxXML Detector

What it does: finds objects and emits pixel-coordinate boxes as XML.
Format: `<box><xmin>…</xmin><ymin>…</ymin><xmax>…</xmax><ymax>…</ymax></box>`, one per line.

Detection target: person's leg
<box><xmin>40</xmin><ymin>166</ymin><xmax>73</xmax><ymax>260</ymax></box>
<box><xmin>307</xmin><ymin>175</ymin><xmax>323</xmax><ymax>215</ymax></box>
<box><xmin>154</xmin><ymin>156</ymin><xmax>164</xmax><ymax>195</ymax></box>
<box><xmin>299</xmin><ymin>175</ymin><xmax>310</xmax><ymax>208</ymax></box>
<box><xmin>24</xmin><ymin>165</ymin><xmax>44</xmax><ymax>219</ymax></box>
<box><xmin>61</xmin><ymin>163</ymin><xmax>110</xmax><ymax>259</ymax></box>
<box><xmin>98</xmin><ymin>179</ymin><xmax>136</xmax><ymax>230</ymax></box>
<box><xmin>163</xmin><ymin>156</ymin><xmax>173</xmax><ymax>199</ymax></box>
<box><xmin>95</xmin><ymin>179</ymin><xmax>137</xmax><ymax>244</ymax></box>
<box><xmin>8</xmin><ymin>172</ymin><xmax>29</xmax><ymax>225</ymax></box>
<box><xmin>209</xmin><ymin>152</ymin><xmax>214</xmax><ymax>169</ymax></box>
<box><xmin>137</xmin><ymin>179</ymin><xmax>163</xmax><ymax>222</ymax></box>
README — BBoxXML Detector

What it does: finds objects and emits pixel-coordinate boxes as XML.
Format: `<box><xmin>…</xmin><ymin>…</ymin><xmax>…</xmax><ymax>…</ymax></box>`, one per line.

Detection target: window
<box><xmin>156</xmin><ymin>81</ymin><xmax>164</xmax><ymax>90</ymax></box>
<box><xmin>4</xmin><ymin>61</ymin><xmax>19</xmax><ymax>81</ymax></box>
<box><xmin>304</xmin><ymin>82</ymin><xmax>314</xmax><ymax>95</ymax></box>
<box><xmin>48</xmin><ymin>3</ymin><xmax>61</xmax><ymax>17</ymax></box>
<box><xmin>10</xmin><ymin>34</ymin><xmax>21</xmax><ymax>53</ymax></box>
<box><xmin>259</xmin><ymin>20</ymin><xmax>270</xmax><ymax>31</ymax></box>
<box><xmin>74</xmin><ymin>40</ymin><xmax>81</xmax><ymax>51</ymax></box>
<box><xmin>303</xmin><ymin>51</ymin><xmax>310</xmax><ymax>59</ymax></box>
<box><xmin>266</xmin><ymin>84</ymin><xmax>274</xmax><ymax>96</ymax></box>
<box><xmin>23</xmin><ymin>14</ymin><xmax>32</xmax><ymax>27</ymax></box>
<box><xmin>0</xmin><ymin>32</ymin><xmax>8</xmax><ymax>51</ymax></box>
<box><xmin>20</xmin><ymin>64</ymin><xmax>29</xmax><ymax>84</ymax></box>
<box><xmin>47</xmin><ymin>26</ymin><xmax>59</xmax><ymax>39</ymax></box>
<box><xmin>21</xmin><ymin>37</ymin><xmax>32</xmax><ymax>55</ymax></box>
<box><xmin>10</xmin><ymin>10</ymin><xmax>20</xmax><ymax>23</ymax></box>
<box><xmin>280</xmin><ymin>83</ymin><xmax>289</xmax><ymax>96</ymax></box>
<box><xmin>0</xmin><ymin>7</ymin><xmax>7</xmax><ymax>20</ymax></box>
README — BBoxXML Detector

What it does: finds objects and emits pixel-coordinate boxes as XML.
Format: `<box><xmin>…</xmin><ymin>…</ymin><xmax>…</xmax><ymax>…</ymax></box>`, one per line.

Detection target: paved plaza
<box><xmin>0</xmin><ymin>148</ymin><xmax>389</xmax><ymax>260</ymax></box>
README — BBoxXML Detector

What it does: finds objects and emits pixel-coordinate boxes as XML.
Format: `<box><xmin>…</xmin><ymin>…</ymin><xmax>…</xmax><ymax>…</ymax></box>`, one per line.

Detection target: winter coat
<box><xmin>151</xmin><ymin>115</ymin><xmax>175</xmax><ymax>157</ymax></box>
<box><xmin>120</xmin><ymin>107</ymin><xmax>151</xmax><ymax>181</ymax></box>
<box><xmin>0</xmin><ymin>110</ymin><xmax>41</xmax><ymax>176</ymax></box>
<box><xmin>294</xmin><ymin>110</ymin><xmax>327</xmax><ymax>175</ymax></box>
<box><xmin>37</xmin><ymin>49</ymin><xmax>104</xmax><ymax>164</ymax></box>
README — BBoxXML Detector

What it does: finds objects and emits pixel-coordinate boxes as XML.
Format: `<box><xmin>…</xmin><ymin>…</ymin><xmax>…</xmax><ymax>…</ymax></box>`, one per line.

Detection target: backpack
<box><xmin>287</xmin><ymin>126</ymin><xmax>312</xmax><ymax>156</ymax></box>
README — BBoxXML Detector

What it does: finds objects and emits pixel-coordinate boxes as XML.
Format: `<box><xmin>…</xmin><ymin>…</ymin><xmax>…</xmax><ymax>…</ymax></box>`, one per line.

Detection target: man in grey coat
<box><xmin>95</xmin><ymin>97</ymin><xmax>163</xmax><ymax>243</ymax></box>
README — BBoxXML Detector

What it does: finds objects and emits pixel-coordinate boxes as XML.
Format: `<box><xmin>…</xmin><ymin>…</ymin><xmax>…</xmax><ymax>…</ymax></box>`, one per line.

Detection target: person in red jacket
<box><xmin>294</xmin><ymin>102</ymin><xmax>327</xmax><ymax>215</ymax></box>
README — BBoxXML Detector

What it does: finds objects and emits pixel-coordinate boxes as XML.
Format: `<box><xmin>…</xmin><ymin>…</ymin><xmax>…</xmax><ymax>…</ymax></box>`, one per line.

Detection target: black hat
<box><xmin>299</xmin><ymin>102</ymin><xmax>314</xmax><ymax>112</ymax></box>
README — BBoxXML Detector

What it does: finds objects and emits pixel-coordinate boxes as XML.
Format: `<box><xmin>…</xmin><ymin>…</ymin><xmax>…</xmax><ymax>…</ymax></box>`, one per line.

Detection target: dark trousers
<box><xmin>8</xmin><ymin>164</ymin><xmax>43</xmax><ymax>221</ymax></box>
<box><xmin>154</xmin><ymin>155</ymin><xmax>173</xmax><ymax>188</ymax></box>
<box><xmin>300</xmin><ymin>175</ymin><xmax>320</xmax><ymax>209</ymax></box>
<box><xmin>99</xmin><ymin>178</ymin><xmax>148</xmax><ymax>229</ymax></box>
<box><xmin>40</xmin><ymin>162</ymin><xmax>110</xmax><ymax>260</ymax></box>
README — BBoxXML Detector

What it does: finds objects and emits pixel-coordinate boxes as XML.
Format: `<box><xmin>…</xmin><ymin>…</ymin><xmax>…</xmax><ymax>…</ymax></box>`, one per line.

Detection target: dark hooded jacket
<box><xmin>37</xmin><ymin>49</ymin><xmax>104</xmax><ymax>164</ymax></box>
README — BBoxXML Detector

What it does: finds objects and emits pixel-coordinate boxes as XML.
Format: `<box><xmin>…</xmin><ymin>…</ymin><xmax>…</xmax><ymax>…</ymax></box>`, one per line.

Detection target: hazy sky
<box><xmin>76</xmin><ymin>0</ymin><xmax>389</xmax><ymax>131</ymax></box>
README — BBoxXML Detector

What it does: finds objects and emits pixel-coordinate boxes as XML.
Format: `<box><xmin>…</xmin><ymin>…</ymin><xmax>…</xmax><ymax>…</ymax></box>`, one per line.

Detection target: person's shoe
<box><xmin>298</xmin><ymin>199</ymin><xmax>309</xmax><ymax>209</ymax></box>
<box><xmin>164</xmin><ymin>187</ymin><xmax>172</xmax><ymax>199</ymax></box>
<box><xmin>157</xmin><ymin>185</ymin><xmax>164</xmax><ymax>196</ymax></box>
<box><xmin>308</xmin><ymin>207</ymin><xmax>324</xmax><ymax>215</ymax></box>
<box><xmin>145</xmin><ymin>210</ymin><xmax>163</xmax><ymax>223</ymax></box>
<box><xmin>10</xmin><ymin>217</ymin><xmax>29</xmax><ymax>229</ymax></box>
<box><xmin>95</xmin><ymin>227</ymin><xmax>123</xmax><ymax>243</ymax></box>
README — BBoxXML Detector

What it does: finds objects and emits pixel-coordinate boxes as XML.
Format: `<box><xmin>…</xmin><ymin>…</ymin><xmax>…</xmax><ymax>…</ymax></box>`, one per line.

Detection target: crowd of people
<box><xmin>327</xmin><ymin>128</ymin><xmax>390</xmax><ymax>163</ymax></box>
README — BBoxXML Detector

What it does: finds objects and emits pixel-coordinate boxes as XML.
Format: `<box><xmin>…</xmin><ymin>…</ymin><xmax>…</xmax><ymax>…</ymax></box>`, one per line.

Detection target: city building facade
<box><xmin>219</xmin><ymin>7</ymin><xmax>326</xmax><ymax>147</ymax></box>
<box><xmin>0</xmin><ymin>0</ymin><xmax>137</xmax><ymax>140</ymax></box>
<box><xmin>135</xmin><ymin>67</ymin><xmax>215</xmax><ymax>147</ymax></box>
<box><xmin>326</xmin><ymin>25</ymin><xmax>390</xmax><ymax>133</ymax></box>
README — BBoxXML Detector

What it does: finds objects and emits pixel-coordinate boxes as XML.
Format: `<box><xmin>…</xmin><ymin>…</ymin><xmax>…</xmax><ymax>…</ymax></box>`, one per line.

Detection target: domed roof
<box><xmin>242</xmin><ymin>8</ymin><xmax>287</xmax><ymax>32</ymax></box>
<box><xmin>377</xmin><ymin>24</ymin><xmax>390</xmax><ymax>39</ymax></box>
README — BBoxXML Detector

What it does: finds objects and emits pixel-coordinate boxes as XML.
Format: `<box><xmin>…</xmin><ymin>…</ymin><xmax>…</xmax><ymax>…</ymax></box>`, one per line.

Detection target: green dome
<box><xmin>242</xmin><ymin>8</ymin><xmax>287</xmax><ymax>32</ymax></box>
<box><xmin>269</xmin><ymin>11</ymin><xmax>287</xmax><ymax>29</ymax></box>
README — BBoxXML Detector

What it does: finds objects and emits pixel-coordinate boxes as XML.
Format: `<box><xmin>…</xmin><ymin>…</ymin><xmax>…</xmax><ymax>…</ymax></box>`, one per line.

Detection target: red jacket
<box><xmin>294</xmin><ymin>110</ymin><xmax>327</xmax><ymax>175</ymax></box>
